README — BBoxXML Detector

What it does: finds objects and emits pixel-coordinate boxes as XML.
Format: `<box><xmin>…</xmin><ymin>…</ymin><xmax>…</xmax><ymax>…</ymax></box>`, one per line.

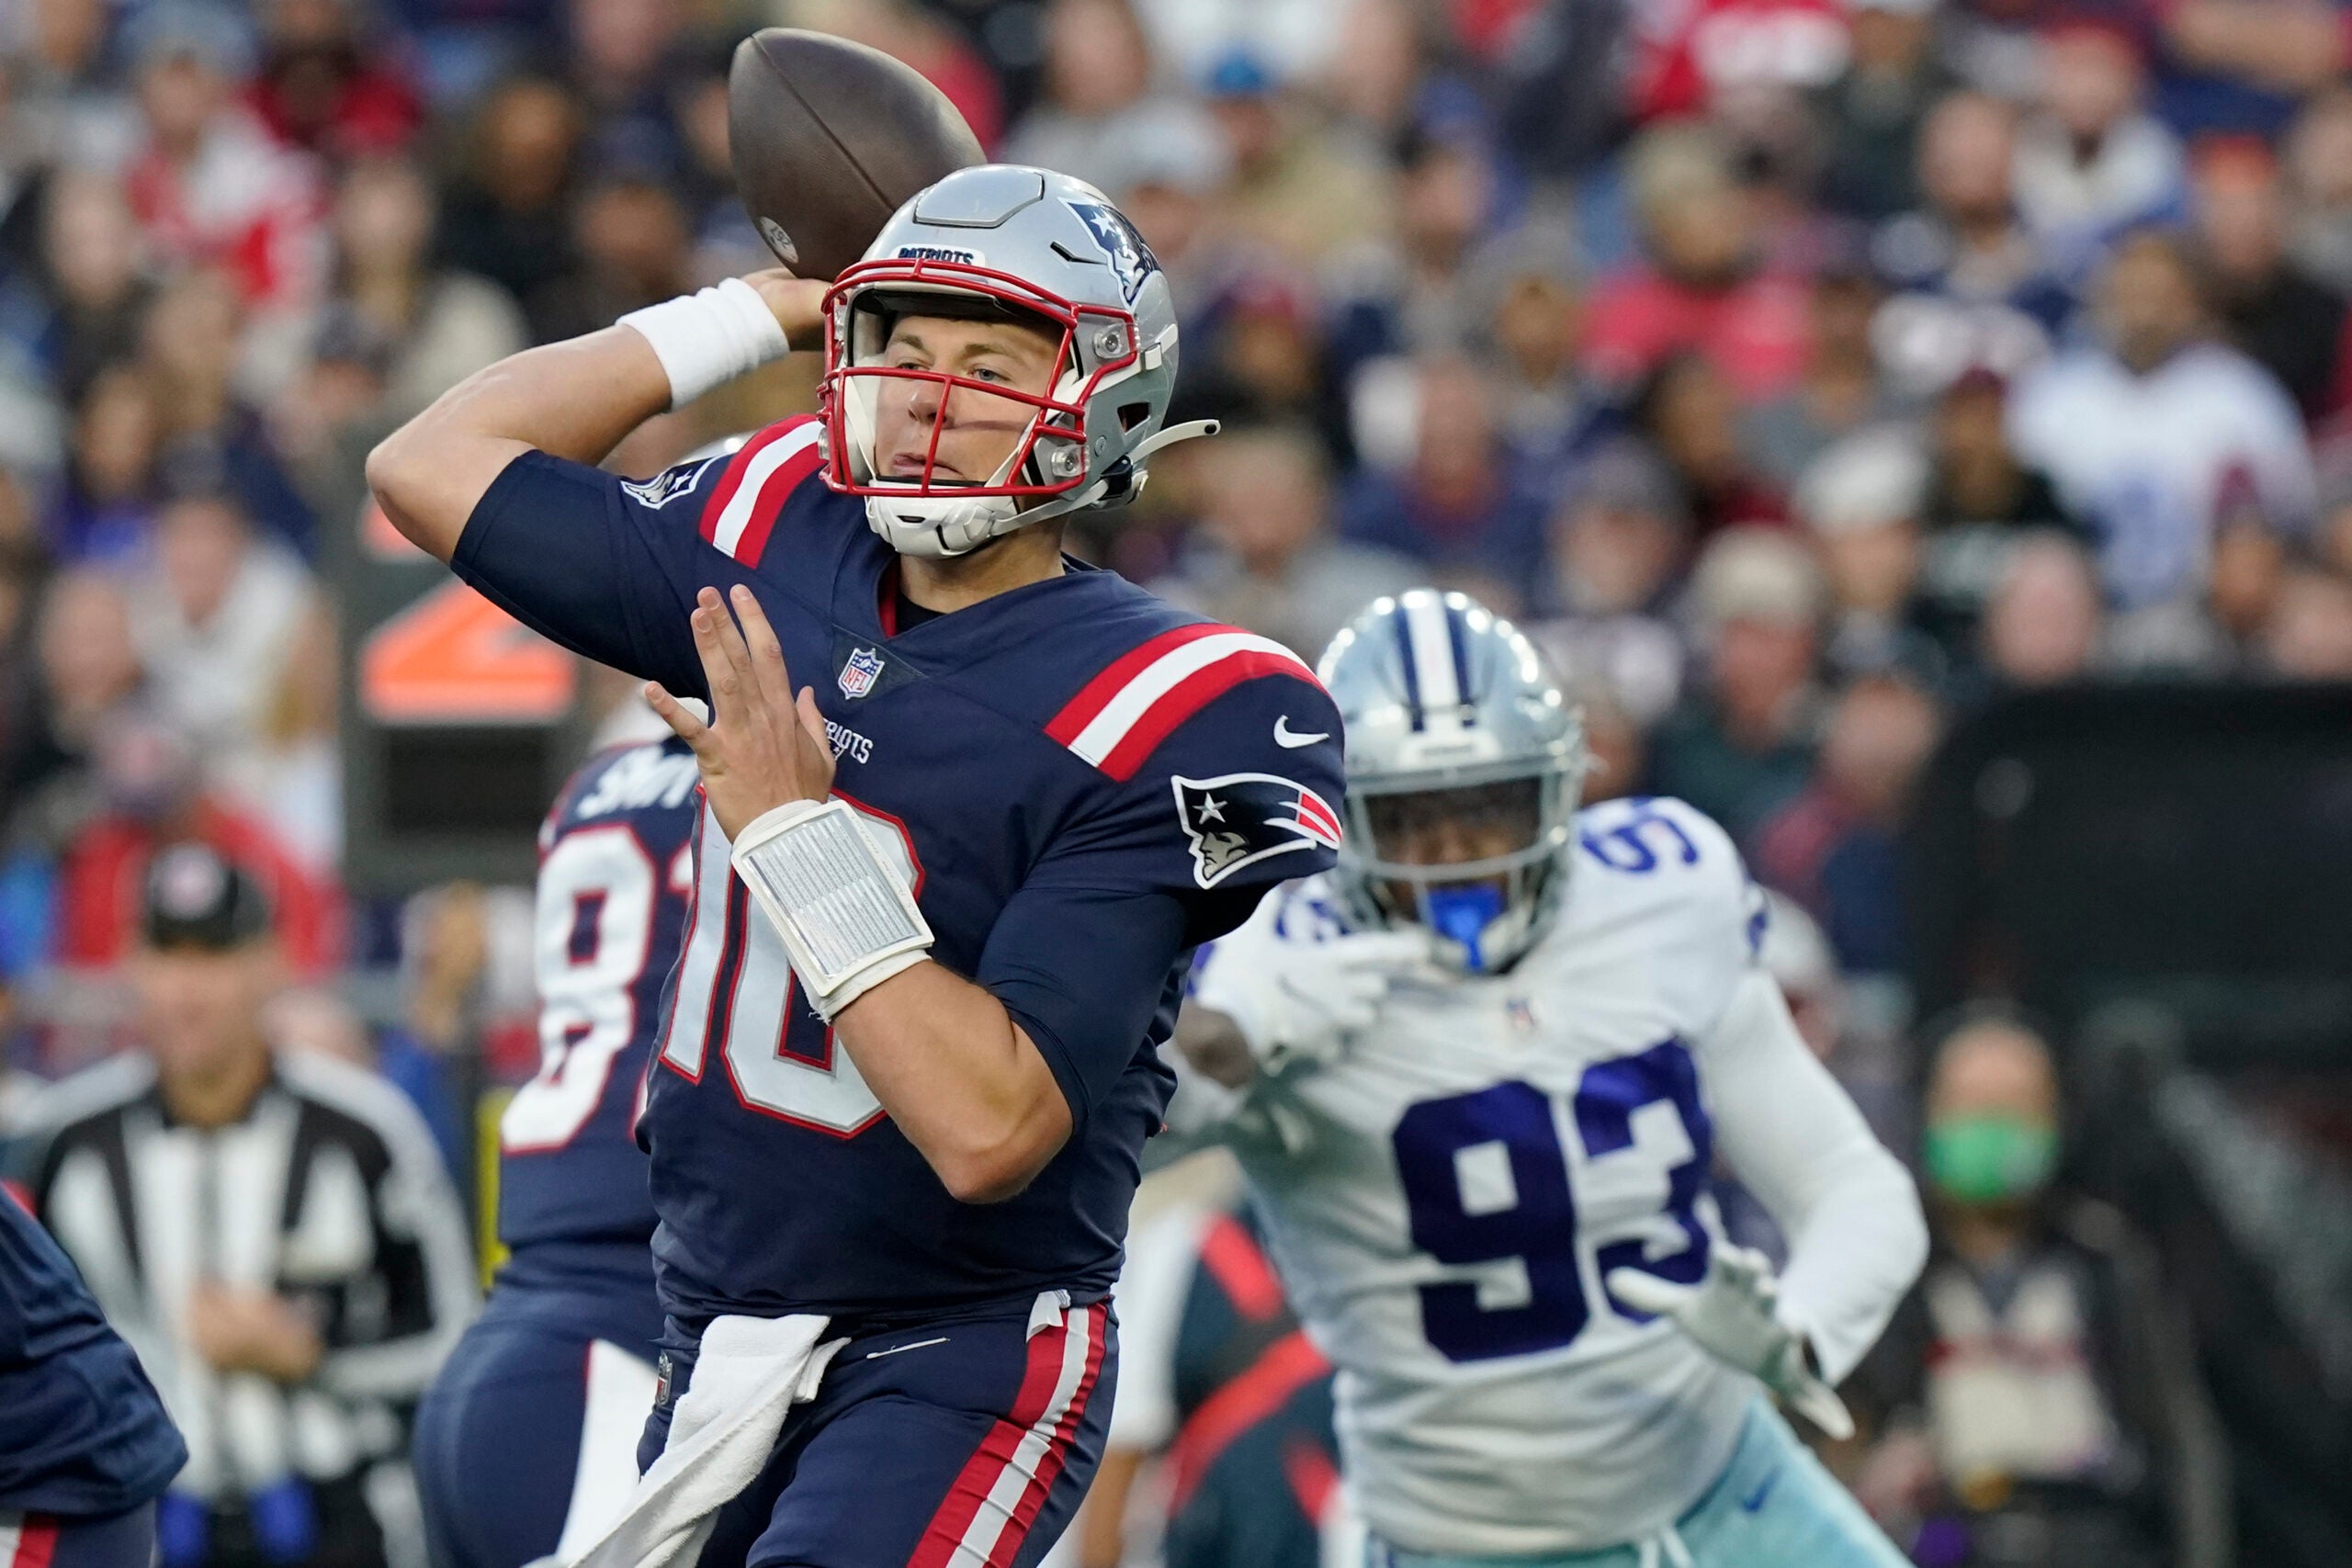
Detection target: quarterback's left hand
<box><xmin>1607</xmin><ymin>1246</ymin><xmax>1854</xmax><ymax>1440</ymax></box>
<box><xmin>649</xmin><ymin>583</ymin><xmax>837</xmax><ymax>840</ymax></box>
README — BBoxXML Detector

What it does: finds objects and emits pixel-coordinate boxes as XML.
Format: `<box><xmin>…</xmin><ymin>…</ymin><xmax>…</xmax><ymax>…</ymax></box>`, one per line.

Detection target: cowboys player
<box><xmin>367</xmin><ymin>166</ymin><xmax>1342</xmax><ymax>1568</ymax></box>
<box><xmin>1174</xmin><ymin>591</ymin><xmax>1928</xmax><ymax>1568</ymax></box>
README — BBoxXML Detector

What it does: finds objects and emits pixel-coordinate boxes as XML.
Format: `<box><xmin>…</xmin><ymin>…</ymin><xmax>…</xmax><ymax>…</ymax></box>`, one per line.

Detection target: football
<box><xmin>728</xmin><ymin>28</ymin><xmax>986</xmax><ymax>282</ymax></box>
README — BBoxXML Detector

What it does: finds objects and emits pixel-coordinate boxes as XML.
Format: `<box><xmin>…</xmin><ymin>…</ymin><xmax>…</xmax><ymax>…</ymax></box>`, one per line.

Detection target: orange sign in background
<box><xmin>359</xmin><ymin>581</ymin><xmax>577</xmax><ymax>724</ymax></box>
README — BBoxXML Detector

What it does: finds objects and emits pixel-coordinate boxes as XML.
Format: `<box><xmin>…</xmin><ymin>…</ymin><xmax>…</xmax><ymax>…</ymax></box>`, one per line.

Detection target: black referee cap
<box><xmin>141</xmin><ymin>842</ymin><xmax>272</xmax><ymax>952</ymax></box>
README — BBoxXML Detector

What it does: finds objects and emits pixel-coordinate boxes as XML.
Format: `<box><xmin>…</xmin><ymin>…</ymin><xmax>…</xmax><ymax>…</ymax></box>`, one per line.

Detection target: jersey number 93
<box><xmin>1391</xmin><ymin>1041</ymin><xmax>1713</xmax><ymax>1362</ymax></box>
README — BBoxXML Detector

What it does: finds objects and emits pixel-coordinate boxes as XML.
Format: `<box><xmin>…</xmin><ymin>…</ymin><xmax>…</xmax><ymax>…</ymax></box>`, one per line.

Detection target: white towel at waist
<box><xmin>533</xmin><ymin>1312</ymin><xmax>846</xmax><ymax>1568</ymax></box>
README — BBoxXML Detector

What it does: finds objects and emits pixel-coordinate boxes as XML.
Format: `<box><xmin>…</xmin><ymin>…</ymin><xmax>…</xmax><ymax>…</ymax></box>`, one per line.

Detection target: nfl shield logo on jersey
<box><xmin>839</xmin><ymin>647</ymin><xmax>886</xmax><ymax>700</ymax></box>
<box><xmin>1171</xmin><ymin>773</ymin><xmax>1343</xmax><ymax>889</ymax></box>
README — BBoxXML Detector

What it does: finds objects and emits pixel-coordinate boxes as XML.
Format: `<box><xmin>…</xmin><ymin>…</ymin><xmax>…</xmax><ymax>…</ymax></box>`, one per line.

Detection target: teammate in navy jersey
<box><xmin>1</xmin><ymin>1187</ymin><xmax>187</xmax><ymax>1568</ymax></box>
<box><xmin>367</xmin><ymin>164</ymin><xmax>1343</xmax><ymax>1568</ymax></box>
<box><xmin>413</xmin><ymin>736</ymin><xmax>699</xmax><ymax>1568</ymax></box>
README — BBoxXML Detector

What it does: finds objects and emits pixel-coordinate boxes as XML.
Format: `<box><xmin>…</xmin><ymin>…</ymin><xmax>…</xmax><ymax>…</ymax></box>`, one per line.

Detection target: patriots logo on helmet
<box><xmin>1065</xmin><ymin>201</ymin><xmax>1159</xmax><ymax>303</ymax></box>
<box><xmin>839</xmin><ymin>647</ymin><xmax>887</xmax><ymax>700</ymax></box>
<box><xmin>1171</xmin><ymin>773</ymin><xmax>1342</xmax><ymax>890</ymax></box>
<box><xmin>621</xmin><ymin>456</ymin><xmax>718</xmax><ymax>510</ymax></box>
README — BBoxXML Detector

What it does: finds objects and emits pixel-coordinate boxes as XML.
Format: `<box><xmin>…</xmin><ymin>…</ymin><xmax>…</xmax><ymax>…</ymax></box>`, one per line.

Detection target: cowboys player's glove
<box><xmin>1607</xmin><ymin>1245</ymin><xmax>1855</xmax><ymax>1439</ymax></box>
<box><xmin>1192</xmin><ymin>929</ymin><xmax>1433</xmax><ymax>1072</ymax></box>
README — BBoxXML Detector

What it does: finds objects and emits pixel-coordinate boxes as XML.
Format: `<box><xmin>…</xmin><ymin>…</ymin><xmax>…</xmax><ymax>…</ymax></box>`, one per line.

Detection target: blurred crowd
<box><xmin>0</xmin><ymin>0</ymin><xmax>2346</xmax><ymax>1561</ymax></box>
<box><xmin>0</xmin><ymin>0</ymin><xmax>2346</xmax><ymax>1008</ymax></box>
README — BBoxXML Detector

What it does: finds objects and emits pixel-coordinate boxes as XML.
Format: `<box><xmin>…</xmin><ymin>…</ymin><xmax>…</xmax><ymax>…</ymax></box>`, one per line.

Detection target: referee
<box><xmin>9</xmin><ymin>845</ymin><xmax>476</xmax><ymax>1568</ymax></box>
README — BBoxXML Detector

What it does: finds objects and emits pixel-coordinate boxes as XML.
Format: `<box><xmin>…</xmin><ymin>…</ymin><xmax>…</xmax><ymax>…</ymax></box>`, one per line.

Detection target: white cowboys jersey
<box><xmin>1202</xmin><ymin>795</ymin><xmax>1773</xmax><ymax>1556</ymax></box>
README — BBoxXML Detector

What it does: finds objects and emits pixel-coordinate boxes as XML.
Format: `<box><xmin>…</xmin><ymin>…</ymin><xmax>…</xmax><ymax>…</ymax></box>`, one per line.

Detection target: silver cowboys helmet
<box><xmin>820</xmin><ymin>164</ymin><xmax>1212</xmax><ymax>558</ymax></box>
<box><xmin>1317</xmin><ymin>590</ymin><xmax>1591</xmax><ymax>975</ymax></box>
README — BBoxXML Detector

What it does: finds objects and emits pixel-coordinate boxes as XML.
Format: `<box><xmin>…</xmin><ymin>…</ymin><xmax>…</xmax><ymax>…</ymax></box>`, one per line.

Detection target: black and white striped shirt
<box><xmin>8</xmin><ymin>1049</ymin><xmax>476</xmax><ymax>1506</ymax></box>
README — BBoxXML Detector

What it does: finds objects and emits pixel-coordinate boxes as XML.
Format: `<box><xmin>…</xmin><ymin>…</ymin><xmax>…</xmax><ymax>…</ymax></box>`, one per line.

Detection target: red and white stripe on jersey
<box><xmin>698</xmin><ymin>417</ymin><xmax>826</xmax><ymax>569</ymax></box>
<box><xmin>0</xmin><ymin>1515</ymin><xmax>59</xmax><ymax>1568</ymax></box>
<box><xmin>1291</xmin><ymin>786</ymin><xmax>1343</xmax><ymax>848</ymax></box>
<box><xmin>907</xmin><ymin>1300</ymin><xmax>1108</xmax><ymax>1568</ymax></box>
<box><xmin>1046</xmin><ymin>624</ymin><xmax>1321</xmax><ymax>783</ymax></box>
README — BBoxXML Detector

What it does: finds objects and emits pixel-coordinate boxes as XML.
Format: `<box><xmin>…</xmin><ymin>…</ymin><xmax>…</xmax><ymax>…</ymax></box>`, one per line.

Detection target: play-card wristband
<box><xmin>730</xmin><ymin>798</ymin><xmax>933</xmax><ymax>1020</ymax></box>
<box><xmin>618</xmin><ymin>278</ymin><xmax>790</xmax><ymax>410</ymax></box>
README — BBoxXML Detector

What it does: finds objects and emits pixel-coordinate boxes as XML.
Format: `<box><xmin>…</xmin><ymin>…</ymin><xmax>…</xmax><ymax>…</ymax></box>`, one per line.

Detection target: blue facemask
<box><xmin>1425</xmin><ymin>884</ymin><xmax>1506</xmax><ymax>973</ymax></box>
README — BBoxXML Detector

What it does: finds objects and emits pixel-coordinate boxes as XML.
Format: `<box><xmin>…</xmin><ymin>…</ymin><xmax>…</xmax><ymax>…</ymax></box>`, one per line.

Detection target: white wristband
<box><xmin>618</xmin><ymin>277</ymin><xmax>791</xmax><ymax>410</ymax></box>
<box><xmin>730</xmin><ymin>798</ymin><xmax>933</xmax><ymax>1021</ymax></box>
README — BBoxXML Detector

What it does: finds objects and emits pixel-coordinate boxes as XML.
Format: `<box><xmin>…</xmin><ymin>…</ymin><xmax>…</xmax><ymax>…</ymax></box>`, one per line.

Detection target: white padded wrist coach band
<box><xmin>618</xmin><ymin>277</ymin><xmax>791</xmax><ymax>410</ymax></box>
<box><xmin>730</xmin><ymin>798</ymin><xmax>933</xmax><ymax>1021</ymax></box>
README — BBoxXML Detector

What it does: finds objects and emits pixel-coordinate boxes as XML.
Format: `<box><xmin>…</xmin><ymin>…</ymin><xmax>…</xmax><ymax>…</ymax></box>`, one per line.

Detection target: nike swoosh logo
<box><xmin>1739</xmin><ymin>1467</ymin><xmax>1781</xmax><ymax>1513</ymax></box>
<box><xmin>865</xmin><ymin>1336</ymin><xmax>949</xmax><ymax>1359</ymax></box>
<box><xmin>1273</xmin><ymin>716</ymin><xmax>1329</xmax><ymax>749</ymax></box>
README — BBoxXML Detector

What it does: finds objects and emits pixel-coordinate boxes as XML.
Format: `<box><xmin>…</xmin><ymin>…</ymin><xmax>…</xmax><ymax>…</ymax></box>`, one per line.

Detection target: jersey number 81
<box><xmin>502</xmin><ymin>824</ymin><xmax>693</xmax><ymax>1152</ymax></box>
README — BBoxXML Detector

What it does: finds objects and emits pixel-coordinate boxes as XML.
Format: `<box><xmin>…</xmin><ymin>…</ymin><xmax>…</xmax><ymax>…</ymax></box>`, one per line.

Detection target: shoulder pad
<box><xmin>692</xmin><ymin>415</ymin><xmax>827</xmax><ymax>570</ymax></box>
<box><xmin>1570</xmin><ymin>795</ymin><xmax>1763</xmax><ymax>960</ymax></box>
<box><xmin>1044</xmin><ymin>621</ymin><xmax>1328</xmax><ymax>784</ymax></box>
<box><xmin>1029</xmin><ymin>618</ymin><xmax>1344</xmax><ymax>917</ymax></box>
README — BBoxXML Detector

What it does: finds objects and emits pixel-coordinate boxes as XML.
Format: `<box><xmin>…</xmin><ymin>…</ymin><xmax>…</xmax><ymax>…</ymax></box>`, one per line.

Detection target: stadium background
<box><xmin>0</xmin><ymin>0</ymin><xmax>2348</xmax><ymax>1562</ymax></box>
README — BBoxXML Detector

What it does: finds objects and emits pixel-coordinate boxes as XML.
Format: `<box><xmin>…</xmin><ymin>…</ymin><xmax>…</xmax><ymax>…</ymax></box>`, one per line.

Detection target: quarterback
<box><xmin>1175</xmin><ymin>591</ymin><xmax>1928</xmax><ymax>1568</ymax></box>
<box><xmin>368</xmin><ymin>165</ymin><xmax>1343</xmax><ymax>1568</ymax></box>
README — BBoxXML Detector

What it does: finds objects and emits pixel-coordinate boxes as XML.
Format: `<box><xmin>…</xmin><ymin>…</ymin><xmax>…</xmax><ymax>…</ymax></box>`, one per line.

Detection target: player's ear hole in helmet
<box><xmin>1317</xmin><ymin>590</ymin><xmax>1592</xmax><ymax>975</ymax></box>
<box><xmin>820</xmin><ymin>164</ymin><xmax>1216</xmax><ymax>560</ymax></box>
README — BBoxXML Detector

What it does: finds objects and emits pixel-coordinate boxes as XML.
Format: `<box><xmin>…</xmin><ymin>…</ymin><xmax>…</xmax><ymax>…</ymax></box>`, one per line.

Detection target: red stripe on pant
<box><xmin>9</xmin><ymin>1517</ymin><xmax>60</xmax><ymax>1568</ymax></box>
<box><xmin>989</xmin><ymin>1305</ymin><xmax>1108</xmax><ymax>1565</ymax></box>
<box><xmin>904</xmin><ymin>1302</ymin><xmax>1106</xmax><ymax>1568</ymax></box>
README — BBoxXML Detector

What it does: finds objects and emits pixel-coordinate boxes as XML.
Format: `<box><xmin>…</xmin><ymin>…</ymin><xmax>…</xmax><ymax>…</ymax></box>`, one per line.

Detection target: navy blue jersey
<box><xmin>452</xmin><ymin>417</ymin><xmax>1346</xmax><ymax>1322</ymax></box>
<box><xmin>495</xmin><ymin>737</ymin><xmax>700</xmax><ymax>1282</ymax></box>
<box><xmin>0</xmin><ymin>1189</ymin><xmax>186</xmax><ymax>1516</ymax></box>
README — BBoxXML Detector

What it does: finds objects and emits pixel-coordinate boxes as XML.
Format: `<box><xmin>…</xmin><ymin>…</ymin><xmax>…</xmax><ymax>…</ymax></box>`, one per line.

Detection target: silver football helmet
<box><xmin>820</xmin><ymin>164</ymin><xmax>1212</xmax><ymax>558</ymax></box>
<box><xmin>1317</xmin><ymin>590</ymin><xmax>1590</xmax><ymax>975</ymax></box>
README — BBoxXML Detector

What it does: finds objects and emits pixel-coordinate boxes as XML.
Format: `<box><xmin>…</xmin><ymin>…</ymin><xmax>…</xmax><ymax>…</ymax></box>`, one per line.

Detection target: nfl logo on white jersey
<box><xmin>839</xmin><ymin>647</ymin><xmax>886</xmax><ymax>700</ymax></box>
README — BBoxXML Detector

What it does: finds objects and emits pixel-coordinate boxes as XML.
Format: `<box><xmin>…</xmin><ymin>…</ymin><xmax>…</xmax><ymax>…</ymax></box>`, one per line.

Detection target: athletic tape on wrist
<box><xmin>730</xmin><ymin>798</ymin><xmax>933</xmax><ymax>1019</ymax></box>
<box><xmin>618</xmin><ymin>277</ymin><xmax>790</xmax><ymax>410</ymax></box>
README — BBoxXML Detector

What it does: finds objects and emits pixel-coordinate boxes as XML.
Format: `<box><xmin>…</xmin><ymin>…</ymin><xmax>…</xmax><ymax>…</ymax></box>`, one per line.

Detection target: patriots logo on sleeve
<box><xmin>1172</xmin><ymin>773</ymin><xmax>1343</xmax><ymax>889</ymax></box>
<box><xmin>620</xmin><ymin>455</ymin><xmax>718</xmax><ymax>510</ymax></box>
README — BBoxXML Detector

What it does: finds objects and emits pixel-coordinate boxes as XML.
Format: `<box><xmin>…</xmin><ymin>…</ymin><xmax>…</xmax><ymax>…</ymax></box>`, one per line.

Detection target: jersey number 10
<box><xmin>1390</xmin><ymin>1042</ymin><xmax>1713</xmax><ymax>1362</ymax></box>
<box><xmin>657</xmin><ymin>799</ymin><xmax>921</xmax><ymax>1134</ymax></box>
